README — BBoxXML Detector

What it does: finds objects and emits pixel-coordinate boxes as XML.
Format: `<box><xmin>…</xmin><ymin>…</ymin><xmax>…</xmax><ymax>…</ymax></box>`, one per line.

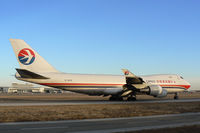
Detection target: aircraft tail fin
<box><xmin>10</xmin><ymin>39</ymin><xmax>58</xmax><ymax>73</ymax></box>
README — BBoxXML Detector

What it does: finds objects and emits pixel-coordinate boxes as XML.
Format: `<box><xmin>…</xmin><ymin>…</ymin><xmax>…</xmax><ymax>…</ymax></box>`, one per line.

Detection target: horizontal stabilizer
<box><xmin>16</xmin><ymin>68</ymin><xmax>49</xmax><ymax>79</ymax></box>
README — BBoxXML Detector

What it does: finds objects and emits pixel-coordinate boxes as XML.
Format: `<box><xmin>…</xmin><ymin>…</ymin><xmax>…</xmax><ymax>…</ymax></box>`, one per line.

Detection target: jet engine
<box><xmin>148</xmin><ymin>85</ymin><xmax>167</xmax><ymax>98</ymax></box>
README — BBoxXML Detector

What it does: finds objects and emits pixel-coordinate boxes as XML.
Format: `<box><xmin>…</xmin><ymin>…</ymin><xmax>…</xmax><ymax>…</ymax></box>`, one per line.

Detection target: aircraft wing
<box><xmin>121</xmin><ymin>69</ymin><xmax>147</xmax><ymax>97</ymax></box>
<box><xmin>122</xmin><ymin>69</ymin><xmax>144</xmax><ymax>84</ymax></box>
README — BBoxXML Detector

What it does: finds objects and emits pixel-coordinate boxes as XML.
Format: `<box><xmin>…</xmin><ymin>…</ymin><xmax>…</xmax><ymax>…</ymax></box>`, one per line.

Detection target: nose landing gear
<box><xmin>174</xmin><ymin>93</ymin><xmax>179</xmax><ymax>100</ymax></box>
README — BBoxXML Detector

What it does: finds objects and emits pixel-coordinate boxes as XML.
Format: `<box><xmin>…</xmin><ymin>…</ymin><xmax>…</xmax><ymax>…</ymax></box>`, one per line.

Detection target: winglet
<box><xmin>121</xmin><ymin>69</ymin><xmax>137</xmax><ymax>77</ymax></box>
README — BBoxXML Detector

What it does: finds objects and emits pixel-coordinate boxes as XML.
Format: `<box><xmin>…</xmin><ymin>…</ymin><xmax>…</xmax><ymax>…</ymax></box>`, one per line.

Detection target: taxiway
<box><xmin>0</xmin><ymin>112</ymin><xmax>199</xmax><ymax>133</ymax></box>
<box><xmin>0</xmin><ymin>98</ymin><xmax>199</xmax><ymax>106</ymax></box>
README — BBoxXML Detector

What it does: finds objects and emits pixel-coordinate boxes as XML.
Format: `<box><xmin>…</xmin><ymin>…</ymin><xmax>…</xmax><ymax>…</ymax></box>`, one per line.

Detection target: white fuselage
<box><xmin>10</xmin><ymin>39</ymin><xmax>191</xmax><ymax>98</ymax></box>
<box><xmin>16</xmin><ymin>72</ymin><xmax>191</xmax><ymax>96</ymax></box>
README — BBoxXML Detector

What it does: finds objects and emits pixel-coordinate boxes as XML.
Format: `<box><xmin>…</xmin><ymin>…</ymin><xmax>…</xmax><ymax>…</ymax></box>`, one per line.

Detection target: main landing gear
<box><xmin>174</xmin><ymin>93</ymin><xmax>179</xmax><ymax>100</ymax></box>
<box><xmin>127</xmin><ymin>91</ymin><xmax>137</xmax><ymax>101</ymax></box>
<box><xmin>127</xmin><ymin>96</ymin><xmax>136</xmax><ymax>101</ymax></box>
<box><xmin>109</xmin><ymin>96</ymin><xmax>123</xmax><ymax>101</ymax></box>
<box><xmin>109</xmin><ymin>95</ymin><xmax>137</xmax><ymax>101</ymax></box>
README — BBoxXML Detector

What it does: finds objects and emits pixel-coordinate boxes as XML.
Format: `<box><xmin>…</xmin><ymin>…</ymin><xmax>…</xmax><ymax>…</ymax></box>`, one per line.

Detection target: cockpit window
<box><xmin>180</xmin><ymin>76</ymin><xmax>184</xmax><ymax>79</ymax></box>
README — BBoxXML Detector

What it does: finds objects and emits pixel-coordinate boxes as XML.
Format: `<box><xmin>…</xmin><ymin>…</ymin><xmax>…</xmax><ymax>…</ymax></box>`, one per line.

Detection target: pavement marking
<box><xmin>21</xmin><ymin>126</ymin><xmax>68</xmax><ymax>130</ymax></box>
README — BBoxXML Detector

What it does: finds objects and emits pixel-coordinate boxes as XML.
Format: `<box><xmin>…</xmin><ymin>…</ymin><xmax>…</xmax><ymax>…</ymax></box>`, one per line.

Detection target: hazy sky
<box><xmin>0</xmin><ymin>0</ymin><xmax>199</xmax><ymax>89</ymax></box>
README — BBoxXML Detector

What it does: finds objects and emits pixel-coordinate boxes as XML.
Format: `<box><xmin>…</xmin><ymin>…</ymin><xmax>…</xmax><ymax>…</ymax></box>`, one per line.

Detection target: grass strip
<box><xmin>0</xmin><ymin>102</ymin><xmax>199</xmax><ymax>123</ymax></box>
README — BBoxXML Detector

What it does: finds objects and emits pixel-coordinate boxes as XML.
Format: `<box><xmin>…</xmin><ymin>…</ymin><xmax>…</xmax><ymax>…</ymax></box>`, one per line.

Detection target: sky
<box><xmin>0</xmin><ymin>0</ymin><xmax>199</xmax><ymax>90</ymax></box>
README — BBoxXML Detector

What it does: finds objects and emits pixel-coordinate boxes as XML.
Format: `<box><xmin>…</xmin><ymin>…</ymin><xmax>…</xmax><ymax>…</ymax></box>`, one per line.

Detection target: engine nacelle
<box><xmin>148</xmin><ymin>85</ymin><xmax>167</xmax><ymax>98</ymax></box>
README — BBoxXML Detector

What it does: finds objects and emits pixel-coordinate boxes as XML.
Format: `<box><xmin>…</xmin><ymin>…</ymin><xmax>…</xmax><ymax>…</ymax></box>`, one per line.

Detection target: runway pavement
<box><xmin>0</xmin><ymin>98</ymin><xmax>199</xmax><ymax>106</ymax></box>
<box><xmin>0</xmin><ymin>112</ymin><xmax>200</xmax><ymax>133</ymax></box>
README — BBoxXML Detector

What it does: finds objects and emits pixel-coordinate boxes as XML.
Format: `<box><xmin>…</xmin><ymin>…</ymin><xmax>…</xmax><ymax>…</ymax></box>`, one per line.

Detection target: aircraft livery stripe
<box><xmin>39</xmin><ymin>83</ymin><xmax>124</xmax><ymax>86</ymax></box>
<box><xmin>160</xmin><ymin>85</ymin><xmax>190</xmax><ymax>89</ymax></box>
<box><xmin>39</xmin><ymin>83</ymin><xmax>190</xmax><ymax>89</ymax></box>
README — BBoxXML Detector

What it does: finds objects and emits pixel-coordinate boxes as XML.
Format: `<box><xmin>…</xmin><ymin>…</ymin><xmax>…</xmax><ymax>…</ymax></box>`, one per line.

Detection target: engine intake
<box><xmin>148</xmin><ymin>85</ymin><xmax>167</xmax><ymax>98</ymax></box>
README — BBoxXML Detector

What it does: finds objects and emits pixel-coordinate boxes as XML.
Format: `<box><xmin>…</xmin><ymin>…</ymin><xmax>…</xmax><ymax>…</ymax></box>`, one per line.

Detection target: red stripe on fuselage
<box><xmin>39</xmin><ymin>83</ymin><xmax>190</xmax><ymax>89</ymax></box>
<box><xmin>39</xmin><ymin>83</ymin><xmax>124</xmax><ymax>86</ymax></box>
<box><xmin>160</xmin><ymin>84</ymin><xmax>191</xmax><ymax>89</ymax></box>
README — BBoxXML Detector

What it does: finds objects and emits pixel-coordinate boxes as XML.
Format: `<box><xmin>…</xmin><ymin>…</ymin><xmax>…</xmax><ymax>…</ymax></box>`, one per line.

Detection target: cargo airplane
<box><xmin>10</xmin><ymin>39</ymin><xmax>191</xmax><ymax>101</ymax></box>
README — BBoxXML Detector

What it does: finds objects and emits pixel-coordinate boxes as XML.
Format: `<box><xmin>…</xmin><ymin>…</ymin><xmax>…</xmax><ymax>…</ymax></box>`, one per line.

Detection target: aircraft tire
<box><xmin>174</xmin><ymin>93</ymin><xmax>179</xmax><ymax>100</ymax></box>
<box><xmin>127</xmin><ymin>97</ymin><xmax>136</xmax><ymax>101</ymax></box>
<box><xmin>109</xmin><ymin>96</ymin><xmax>123</xmax><ymax>101</ymax></box>
<box><xmin>174</xmin><ymin>95</ymin><xmax>179</xmax><ymax>100</ymax></box>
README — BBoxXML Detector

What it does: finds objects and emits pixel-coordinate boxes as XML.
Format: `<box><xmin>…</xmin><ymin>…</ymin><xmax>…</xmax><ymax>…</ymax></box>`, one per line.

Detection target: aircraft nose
<box><xmin>185</xmin><ymin>81</ymin><xmax>191</xmax><ymax>90</ymax></box>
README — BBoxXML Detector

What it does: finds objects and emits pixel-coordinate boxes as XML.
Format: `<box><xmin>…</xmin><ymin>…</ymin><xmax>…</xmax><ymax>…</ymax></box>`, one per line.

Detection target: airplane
<box><xmin>10</xmin><ymin>39</ymin><xmax>191</xmax><ymax>101</ymax></box>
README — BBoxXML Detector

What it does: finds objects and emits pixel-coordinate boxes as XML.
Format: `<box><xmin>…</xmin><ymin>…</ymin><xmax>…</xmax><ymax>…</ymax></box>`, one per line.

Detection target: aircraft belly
<box><xmin>62</xmin><ymin>86</ymin><xmax>123</xmax><ymax>95</ymax></box>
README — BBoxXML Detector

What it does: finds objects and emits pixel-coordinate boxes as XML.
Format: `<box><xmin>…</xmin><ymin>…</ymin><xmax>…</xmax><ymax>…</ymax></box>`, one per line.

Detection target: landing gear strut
<box><xmin>174</xmin><ymin>93</ymin><xmax>179</xmax><ymax>100</ymax></box>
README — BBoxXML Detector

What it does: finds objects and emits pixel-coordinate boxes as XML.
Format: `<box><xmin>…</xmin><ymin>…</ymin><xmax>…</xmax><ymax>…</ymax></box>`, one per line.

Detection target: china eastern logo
<box><xmin>124</xmin><ymin>71</ymin><xmax>129</xmax><ymax>75</ymax></box>
<box><xmin>18</xmin><ymin>48</ymin><xmax>35</xmax><ymax>65</ymax></box>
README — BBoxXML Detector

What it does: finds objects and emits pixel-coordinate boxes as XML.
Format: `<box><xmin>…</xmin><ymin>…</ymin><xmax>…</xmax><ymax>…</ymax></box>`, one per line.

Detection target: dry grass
<box><xmin>0</xmin><ymin>102</ymin><xmax>199</xmax><ymax>123</ymax></box>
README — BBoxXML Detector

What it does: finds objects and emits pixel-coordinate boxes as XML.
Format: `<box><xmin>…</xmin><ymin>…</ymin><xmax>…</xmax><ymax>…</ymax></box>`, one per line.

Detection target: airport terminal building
<box><xmin>0</xmin><ymin>83</ymin><xmax>62</xmax><ymax>93</ymax></box>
